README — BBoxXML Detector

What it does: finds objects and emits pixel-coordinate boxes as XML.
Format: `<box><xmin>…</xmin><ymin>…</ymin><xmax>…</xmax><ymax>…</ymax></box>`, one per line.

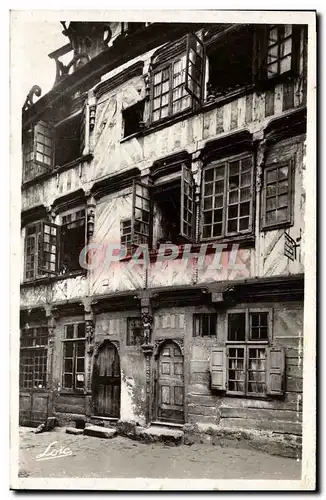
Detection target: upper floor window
<box><xmin>257</xmin><ymin>24</ymin><xmax>301</xmax><ymax>83</ymax></box>
<box><xmin>261</xmin><ymin>160</ymin><xmax>293</xmax><ymax>230</ymax></box>
<box><xmin>201</xmin><ymin>154</ymin><xmax>254</xmax><ymax>240</ymax></box>
<box><xmin>126</xmin><ymin>318</ymin><xmax>143</xmax><ymax>346</ymax></box>
<box><xmin>24</xmin><ymin>221</ymin><xmax>59</xmax><ymax>281</ymax></box>
<box><xmin>24</xmin><ymin>206</ymin><xmax>86</xmax><ymax>281</ymax></box>
<box><xmin>60</xmin><ymin>207</ymin><xmax>86</xmax><ymax>273</ymax></box>
<box><xmin>120</xmin><ymin>162</ymin><xmax>195</xmax><ymax>251</ymax></box>
<box><xmin>193</xmin><ymin>313</ymin><xmax>217</xmax><ymax>338</ymax></box>
<box><xmin>22</xmin><ymin>108</ymin><xmax>86</xmax><ymax>183</ymax></box>
<box><xmin>150</xmin><ymin>33</ymin><xmax>205</xmax><ymax>124</ymax></box>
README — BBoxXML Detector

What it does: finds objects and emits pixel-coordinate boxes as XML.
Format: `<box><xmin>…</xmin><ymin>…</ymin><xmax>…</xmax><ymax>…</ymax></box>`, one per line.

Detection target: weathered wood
<box><xmin>286</xmin><ymin>377</ymin><xmax>303</xmax><ymax>393</ymax></box>
<box><xmin>187</xmin><ymin>405</ymin><xmax>217</xmax><ymax>416</ymax></box>
<box><xmin>187</xmin><ymin>394</ymin><xmax>218</xmax><ymax>407</ymax></box>
<box><xmin>265</xmin><ymin>88</ymin><xmax>275</xmax><ymax>117</ymax></box>
<box><xmin>220</xmin><ymin>417</ymin><xmax>302</xmax><ymax>435</ymax></box>
<box><xmin>189</xmin><ymin>371</ymin><xmax>210</xmax><ymax>384</ymax></box>
<box><xmin>220</xmin><ymin>407</ymin><xmax>302</xmax><ymax>422</ymax></box>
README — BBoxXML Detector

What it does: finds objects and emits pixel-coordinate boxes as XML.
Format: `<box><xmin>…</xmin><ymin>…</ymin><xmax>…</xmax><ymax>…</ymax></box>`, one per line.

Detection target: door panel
<box><xmin>93</xmin><ymin>342</ymin><xmax>120</xmax><ymax>418</ymax></box>
<box><xmin>157</xmin><ymin>341</ymin><xmax>184</xmax><ymax>423</ymax></box>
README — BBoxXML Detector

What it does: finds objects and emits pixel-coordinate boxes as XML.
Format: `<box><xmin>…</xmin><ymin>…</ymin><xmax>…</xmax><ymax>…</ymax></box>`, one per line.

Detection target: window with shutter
<box><xmin>224</xmin><ymin>308</ymin><xmax>274</xmax><ymax>397</ymax></box>
<box><xmin>180</xmin><ymin>163</ymin><xmax>195</xmax><ymax>241</ymax></box>
<box><xmin>24</xmin><ymin>221</ymin><xmax>59</xmax><ymax>281</ymax></box>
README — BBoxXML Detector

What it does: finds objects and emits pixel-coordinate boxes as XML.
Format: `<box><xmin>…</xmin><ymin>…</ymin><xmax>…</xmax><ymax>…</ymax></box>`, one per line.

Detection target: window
<box><xmin>206</xmin><ymin>26</ymin><xmax>253</xmax><ymax>98</ymax></box>
<box><xmin>262</xmin><ymin>161</ymin><xmax>293</xmax><ymax>229</ymax></box>
<box><xmin>201</xmin><ymin>155</ymin><xmax>254</xmax><ymax>240</ymax></box>
<box><xmin>60</xmin><ymin>208</ymin><xmax>86</xmax><ymax>273</ymax></box>
<box><xmin>120</xmin><ymin>165</ymin><xmax>195</xmax><ymax>250</ymax></box>
<box><xmin>257</xmin><ymin>25</ymin><xmax>301</xmax><ymax>83</ymax></box>
<box><xmin>22</xmin><ymin>121</ymin><xmax>54</xmax><ymax>182</ymax></box>
<box><xmin>24</xmin><ymin>221</ymin><xmax>59</xmax><ymax>281</ymax></box>
<box><xmin>226</xmin><ymin>310</ymin><xmax>270</xmax><ymax>396</ymax></box>
<box><xmin>20</xmin><ymin>326</ymin><xmax>48</xmax><ymax>389</ymax></box>
<box><xmin>123</xmin><ymin>100</ymin><xmax>145</xmax><ymax>138</ymax></box>
<box><xmin>193</xmin><ymin>314</ymin><xmax>216</xmax><ymax>337</ymax></box>
<box><xmin>62</xmin><ymin>322</ymin><xmax>86</xmax><ymax>391</ymax></box>
<box><xmin>54</xmin><ymin>114</ymin><xmax>82</xmax><ymax>167</ymax></box>
<box><xmin>126</xmin><ymin>318</ymin><xmax>143</xmax><ymax>346</ymax></box>
<box><xmin>151</xmin><ymin>33</ymin><xmax>205</xmax><ymax>123</ymax></box>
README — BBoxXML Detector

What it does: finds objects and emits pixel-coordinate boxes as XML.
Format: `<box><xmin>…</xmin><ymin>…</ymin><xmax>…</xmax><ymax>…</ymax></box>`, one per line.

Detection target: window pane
<box><xmin>228</xmin><ymin>347</ymin><xmax>245</xmax><ymax>393</ymax></box>
<box><xmin>250</xmin><ymin>312</ymin><xmax>268</xmax><ymax>340</ymax></box>
<box><xmin>64</xmin><ymin>342</ymin><xmax>73</xmax><ymax>357</ymax></box>
<box><xmin>77</xmin><ymin>323</ymin><xmax>86</xmax><ymax>338</ymax></box>
<box><xmin>280</xmin><ymin>55</ymin><xmax>291</xmax><ymax>74</ymax></box>
<box><xmin>64</xmin><ymin>373</ymin><xmax>73</xmax><ymax>388</ymax></box>
<box><xmin>228</xmin><ymin>313</ymin><xmax>246</xmax><ymax>341</ymax></box>
<box><xmin>65</xmin><ymin>325</ymin><xmax>74</xmax><ymax>339</ymax></box>
<box><xmin>247</xmin><ymin>348</ymin><xmax>266</xmax><ymax>394</ymax></box>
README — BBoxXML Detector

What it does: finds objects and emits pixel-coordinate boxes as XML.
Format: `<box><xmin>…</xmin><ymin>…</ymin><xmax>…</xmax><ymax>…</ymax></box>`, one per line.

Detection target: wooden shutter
<box><xmin>185</xmin><ymin>32</ymin><xmax>205</xmax><ymax>105</ymax></box>
<box><xmin>37</xmin><ymin>221</ymin><xmax>60</xmax><ymax>276</ymax></box>
<box><xmin>131</xmin><ymin>180</ymin><xmax>151</xmax><ymax>246</ymax></box>
<box><xmin>210</xmin><ymin>347</ymin><xmax>226</xmax><ymax>391</ymax></box>
<box><xmin>33</xmin><ymin>121</ymin><xmax>54</xmax><ymax>170</ymax></box>
<box><xmin>180</xmin><ymin>163</ymin><xmax>195</xmax><ymax>241</ymax></box>
<box><xmin>266</xmin><ymin>347</ymin><xmax>285</xmax><ymax>396</ymax></box>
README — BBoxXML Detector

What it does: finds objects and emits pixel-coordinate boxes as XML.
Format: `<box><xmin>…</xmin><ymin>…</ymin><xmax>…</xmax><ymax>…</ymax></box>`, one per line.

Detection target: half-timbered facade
<box><xmin>20</xmin><ymin>21</ymin><xmax>307</xmax><ymax>455</ymax></box>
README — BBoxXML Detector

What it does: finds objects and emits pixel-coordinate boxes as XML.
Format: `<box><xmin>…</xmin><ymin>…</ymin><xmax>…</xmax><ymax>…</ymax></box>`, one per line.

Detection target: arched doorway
<box><xmin>92</xmin><ymin>341</ymin><xmax>120</xmax><ymax>418</ymax></box>
<box><xmin>156</xmin><ymin>341</ymin><xmax>184</xmax><ymax>424</ymax></box>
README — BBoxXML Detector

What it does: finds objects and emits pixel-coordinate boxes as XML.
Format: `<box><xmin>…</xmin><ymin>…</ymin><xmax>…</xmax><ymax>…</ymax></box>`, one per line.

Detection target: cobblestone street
<box><xmin>18</xmin><ymin>427</ymin><xmax>301</xmax><ymax>480</ymax></box>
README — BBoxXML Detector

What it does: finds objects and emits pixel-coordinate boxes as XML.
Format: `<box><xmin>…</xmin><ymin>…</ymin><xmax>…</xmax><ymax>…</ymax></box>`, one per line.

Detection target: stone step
<box><xmin>135</xmin><ymin>425</ymin><xmax>184</xmax><ymax>445</ymax></box>
<box><xmin>66</xmin><ymin>427</ymin><xmax>84</xmax><ymax>435</ymax></box>
<box><xmin>83</xmin><ymin>425</ymin><xmax>117</xmax><ymax>439</ymax></box>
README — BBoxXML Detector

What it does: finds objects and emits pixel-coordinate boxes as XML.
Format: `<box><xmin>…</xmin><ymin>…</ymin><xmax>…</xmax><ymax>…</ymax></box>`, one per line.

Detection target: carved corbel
<box><xmin>86</xmin><ymin>196</ymin><xmax>96</xmax><ymax>241</ymax></box>
<box><xmin>22</xmin><ymin>85</ymin><xmax>42</xmax><ymax>111</ymax></box>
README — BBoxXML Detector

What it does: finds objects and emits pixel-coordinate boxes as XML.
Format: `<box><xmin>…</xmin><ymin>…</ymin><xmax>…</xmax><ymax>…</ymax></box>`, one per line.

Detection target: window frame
<box><xmin>256</xmin><ymin>24</ymin><xmax>301</xmax><ymax>86</ymax></box>
<box><xmin>193</xmin><ymin>313</ymin><xmax>217</xmax><ymax>338</ymax></box>
<box><xmin>126</xmin><ymin>317</ymin><xmax>144</xmax><ymax>347</ymax></box>
<box><xmin>261</xmin><ymin>159</ymin><xmax>294</xmax><ymax>231</ymax></box>
<box><xmin>24</xmin><ymin>221</ymin><xmax>60</xmax><ymax>281</ymax></box>
<box><xmin>20</xmin><ymin>325</ymin><xmax>49</xmax><ymax>390</ymax></box>
<box><xmin>59</xmin><ymin>206</ymin><xmax>87</xmax><ymax>274</ymax></box>
<box><xmin>62</xmin><ymin>322</ymin><xmax>86</xmax><ymax>393</ymax></box>
<box><xmin>149</xmin><ymin>33</ymin><xmax>205</xmax><ymax>125</ymax></box>
<box><xmin>200</xmin><ymin>152</ymin><xmax>255</xmax><ymax>242</ymax></box>
<box><xmin>225</xmin><ymin>308</ymin><xmax>272</xmax><ymax>397</ymax></box>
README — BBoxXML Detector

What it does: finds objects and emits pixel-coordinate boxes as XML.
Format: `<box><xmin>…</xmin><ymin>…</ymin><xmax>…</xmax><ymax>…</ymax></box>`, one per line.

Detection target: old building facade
<box><xmin>20</xmin><ymin>21</ymin><xmax>306</xmax><ymax>453</ymax></box>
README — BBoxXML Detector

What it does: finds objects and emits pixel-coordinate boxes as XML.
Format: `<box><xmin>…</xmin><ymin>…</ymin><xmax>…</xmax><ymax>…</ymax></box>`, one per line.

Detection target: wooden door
<box><xmin>93</xmin><ymin>342</ymin><xmax>120</xmax><ymax>418</ymax></box>
<box><xmin>157</xmin><ymin>341</ymin><xmax>184</xmax><ymax>423</ymax></box>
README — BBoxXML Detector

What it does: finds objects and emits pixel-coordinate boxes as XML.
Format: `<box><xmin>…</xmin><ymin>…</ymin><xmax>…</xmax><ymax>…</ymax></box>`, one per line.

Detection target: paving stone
<box><xmin>137</xmin><ymin>425</ymin><xmax>184</xmax><ymax>445</ymax></box>
<box><xmin>83</xmin><ymin>425</ymin><xmax>117</xmax><ymax>439</ymax></box>
<box><xmin>66</xmin><ymin>427</ymin><xmax>84</xmax><ymax>435</ymax></box>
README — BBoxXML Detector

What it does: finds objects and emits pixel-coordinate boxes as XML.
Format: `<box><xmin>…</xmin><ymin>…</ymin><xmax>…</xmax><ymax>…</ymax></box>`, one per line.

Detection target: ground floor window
<box><xmin>19</xmin><ymin>326</ymin><xmax>48</xmax><ymax>389</ymax></box>
<box><xmin>62</xmin><ymin>322</ymin><xmax>86</xmax><ymax>391</ymax></box>
<box><xmin>227</xmin><ymin>345</ymin><xmax>267</xmax><ymax>396</ymax></box>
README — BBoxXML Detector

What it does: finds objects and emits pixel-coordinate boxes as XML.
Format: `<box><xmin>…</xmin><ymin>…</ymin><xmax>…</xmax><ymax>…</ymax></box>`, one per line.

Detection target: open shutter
<box><xmin>253</xmin><ymin>25</ymin><xmax>268</xmax><ymax>83</ymax></box>
<box><xmin>33</xmin><ymin>121</ymin><xmax>54</xmax><ymax>170</ymax></box>
<box><xmin>37</xmin><ymin>221</ymin><xmax>59</xmax><ymax>276</ymax></box>
<box><xmin>131</xmin><ymin>180</ymin><xmax>151</xmax><ymax>246</ymax></box>
<box><xmin>180</xmin><ymin>163</ymin><xmax>195</xmax><ymax>241</ymax></box>
<box><xmin>266</xmin><ymin>347</ymin><xmax>285</xmax><ymax>396</ymax></box>
<box><xmin>210</xmin><ymin>347</ymin><xmax>226</xmax><ymax>391</ymax></box>
<box><xmin>185</xmin><ymin>32</ymin><xmax>205</xmax><ymax>105</ymax></box>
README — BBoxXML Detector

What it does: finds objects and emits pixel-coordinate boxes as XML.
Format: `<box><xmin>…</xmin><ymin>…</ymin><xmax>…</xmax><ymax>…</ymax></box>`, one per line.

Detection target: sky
<box><xmin>13</xmin><ymin>20</ymin><xmax>67</xmax><ymax>106</ymax></box>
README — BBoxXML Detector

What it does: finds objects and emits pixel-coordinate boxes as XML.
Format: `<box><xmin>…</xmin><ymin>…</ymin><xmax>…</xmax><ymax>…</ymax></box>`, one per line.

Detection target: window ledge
<box><xmin>21</xmin><ymin>269</ymin><xmax>87</xmax><ymax>288</ymax></box>
<box><xmin>261</xmin><ymin>221</ymin><xmax>293</xmax><ymax>232</ymax></box>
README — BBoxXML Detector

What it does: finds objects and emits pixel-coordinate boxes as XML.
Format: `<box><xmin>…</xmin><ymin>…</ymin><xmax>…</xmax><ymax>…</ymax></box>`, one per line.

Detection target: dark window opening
<box><xmin>55</xmin><ymin>114</ymin><xmax>81</xmax><ymax>167</ymax></box>
<box><xmin>60</xmin><ymin>209</ymin><xmax>86</xmax><ymax>273</ymax></box>
<box><xmin>126</xmin><ymin>318</ymin><xmax>143</xmax><ymax>346</ymax></box>
<box><xmin>123</xmin><ymin>100</ymin><xmax>145</xmax><ymax>138</ymax></box>
<box><xmin>154</xmin><ymin>182</ymin><xmax>184</xmax><ymax>246</ymax></box>
<box><xmin>206</xmin><ymin>27</ymin><xmax>253</xmax><ymax>99</ymax></box>
<box><xmin>193</xmin><ymin>314</ymin><xmax>217</xmax><ymax>337</ymax></box>
<box><xmin>20</xmin><ymin>326</ymin><xmax>48</xmax><ymax>390</ymax></box>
